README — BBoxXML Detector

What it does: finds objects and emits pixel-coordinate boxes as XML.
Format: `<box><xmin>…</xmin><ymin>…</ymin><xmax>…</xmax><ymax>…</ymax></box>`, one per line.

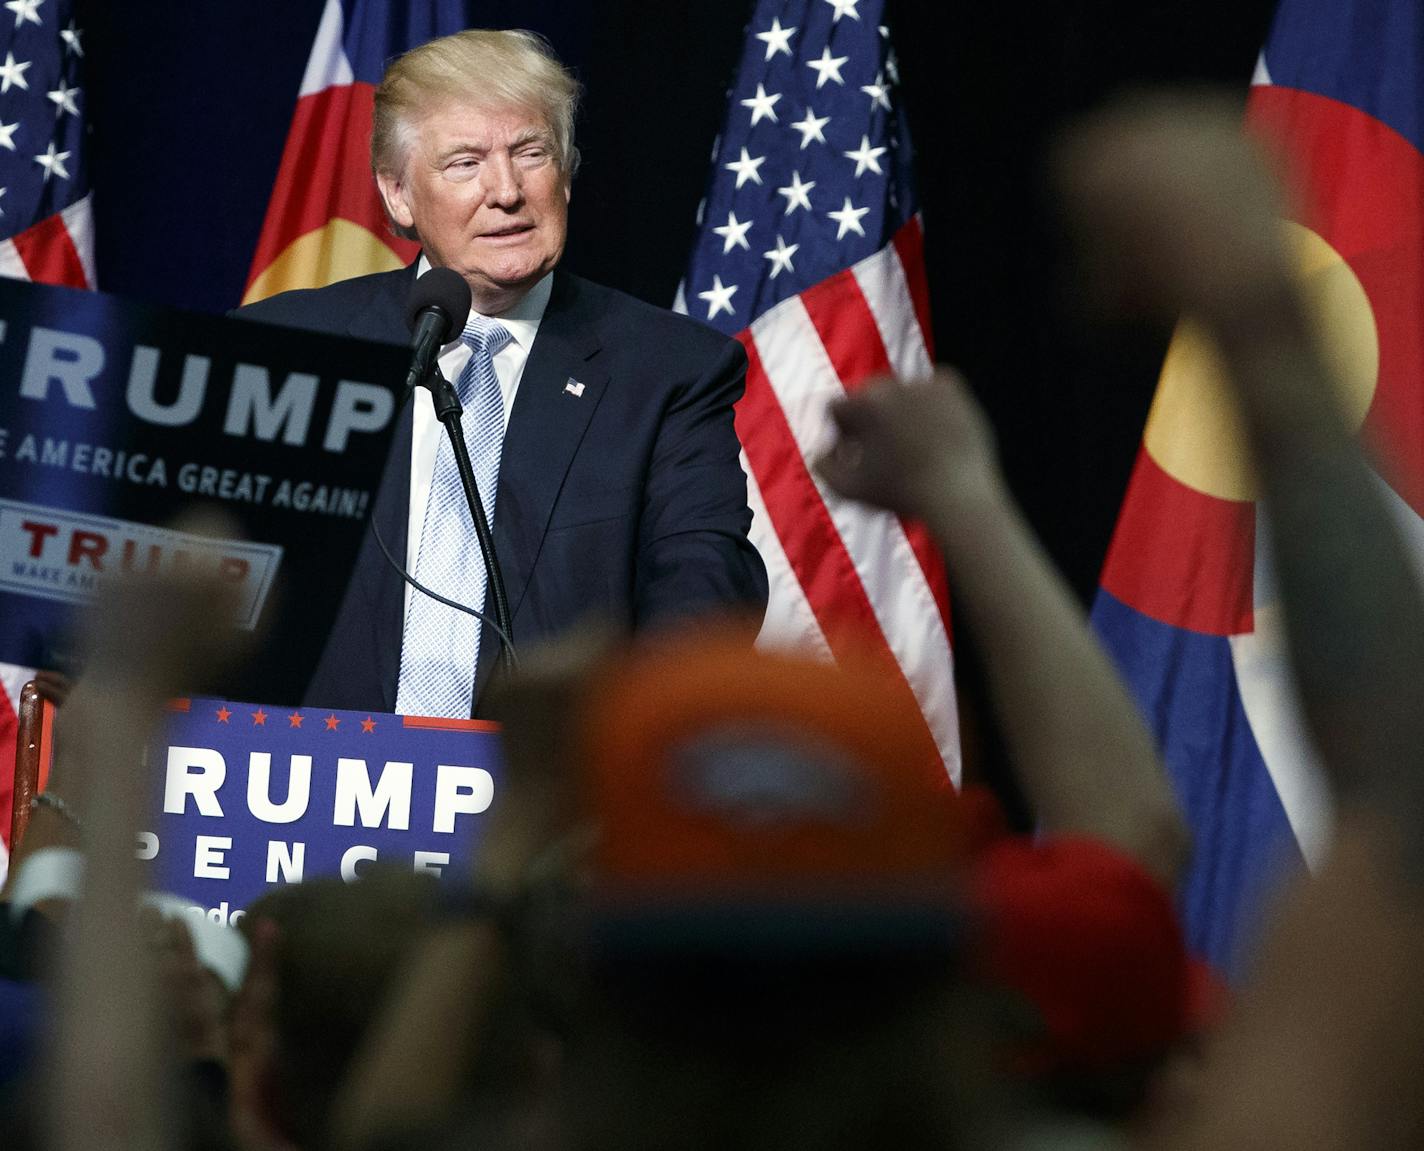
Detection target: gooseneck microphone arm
<box><xmin>400</xmin><ymin>267</ymin><xmax>519</xmax><ymax>694</ymax></box>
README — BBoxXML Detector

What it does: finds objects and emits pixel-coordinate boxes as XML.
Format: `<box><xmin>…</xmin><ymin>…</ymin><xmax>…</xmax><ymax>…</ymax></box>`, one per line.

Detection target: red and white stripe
<box><xmin>0</xmin><ymin>187</ymin><xmax>92</xmax><ymax>870</ymax></box>
<box><xmin>0</xmin><ymin>661</ymin><xmax>35</xmax><ymax>883</ymax></box>
<box><xmin>0</xmin><ymin>193</ymin><xmax>96</xmax><ymax>289</ymax></box>
<box><xmin>739</xmin><ymin>216</ymin><xmax>960</xmax><ymax>782</ymax></box>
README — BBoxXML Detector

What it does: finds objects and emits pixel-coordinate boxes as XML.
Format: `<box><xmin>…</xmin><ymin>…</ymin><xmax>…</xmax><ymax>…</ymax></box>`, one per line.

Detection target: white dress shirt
<box><xmin>404</xmin><ymin>260</ymin><xmax>554</xmax><ymax>624</ymax></box>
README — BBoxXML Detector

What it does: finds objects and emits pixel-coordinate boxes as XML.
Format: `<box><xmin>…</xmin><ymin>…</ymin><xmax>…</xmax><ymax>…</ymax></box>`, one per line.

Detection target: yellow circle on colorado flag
<box><xmin>243</xmin><ymin>219</ymin><xmax>406</xmax><ymax>305</ymax></box>
<box><xmin>1143</xmin><ymin>220</ymin><xmax>1379</xmax><ymax>501</ymax></box>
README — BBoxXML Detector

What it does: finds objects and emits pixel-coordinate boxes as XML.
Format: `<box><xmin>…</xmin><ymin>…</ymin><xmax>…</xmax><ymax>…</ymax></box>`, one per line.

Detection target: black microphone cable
<box><xmin>366</xmin><ymin>376</ymin><xmax>520</xmax><ymax>672</ymax></box>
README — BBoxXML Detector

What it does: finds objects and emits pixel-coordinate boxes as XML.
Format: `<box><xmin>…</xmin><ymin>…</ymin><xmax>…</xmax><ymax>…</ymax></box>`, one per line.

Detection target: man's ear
<box><xmin>376</xmin><ymin>170</ymin><xmax>416</xmax><ymax>231</ymax></box>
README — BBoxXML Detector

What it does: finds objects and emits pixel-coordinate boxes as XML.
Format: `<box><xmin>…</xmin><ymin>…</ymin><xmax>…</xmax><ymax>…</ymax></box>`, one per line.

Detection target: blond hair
<box><xmin>372</xmin><ymin>29</ymin><xmax>581</xmax><ymax>238</ymax></box>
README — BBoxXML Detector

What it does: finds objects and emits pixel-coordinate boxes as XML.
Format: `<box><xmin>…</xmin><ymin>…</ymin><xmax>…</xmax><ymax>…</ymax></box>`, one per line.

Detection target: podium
<box><xmin>7</xmin><ymin>687</ymin><xmax>503</xmax><ymax>915</ymax></box>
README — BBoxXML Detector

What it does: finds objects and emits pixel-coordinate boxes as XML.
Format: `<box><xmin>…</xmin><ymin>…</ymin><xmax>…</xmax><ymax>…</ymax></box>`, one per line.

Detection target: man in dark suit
<box><xmin>240</xmin><ymin>29</ymin><xmax>766</xmax><ymax>717</ymax></box>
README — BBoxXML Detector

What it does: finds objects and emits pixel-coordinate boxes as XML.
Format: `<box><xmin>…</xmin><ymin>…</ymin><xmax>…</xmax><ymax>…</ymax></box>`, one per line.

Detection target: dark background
<box><xmin>74</xmin><ymin>0</ymin><xmax>1279</xmax><ymax>779</ymax></box>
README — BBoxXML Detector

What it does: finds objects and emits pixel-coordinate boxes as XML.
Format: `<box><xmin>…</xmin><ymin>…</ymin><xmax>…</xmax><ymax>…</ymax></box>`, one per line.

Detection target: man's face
<box><xmin>379</xmin><ymin>100</ymin><xmax>570</xmax><ymax>313</ymax></box>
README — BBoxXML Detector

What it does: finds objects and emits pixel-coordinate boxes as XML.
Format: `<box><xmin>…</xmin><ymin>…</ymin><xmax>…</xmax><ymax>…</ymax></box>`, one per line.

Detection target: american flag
<box><xmin>253</xmin><ymin>1</ymin><xmax>958</xmax><ymax>777</ymax></box>
<box><xmin>679</xmin><ymin>0</ymin><xmax>959</xmax><ymax>780</ymax></box>
<box><xmin>0</xmin><ymin>0</ymin><xmax>91</xmax><ymax>287</ymax></box>
<box><xmin>0</xmin><ymin>0</ymin><xmax>90</xmax><ymax>872</ymax></box>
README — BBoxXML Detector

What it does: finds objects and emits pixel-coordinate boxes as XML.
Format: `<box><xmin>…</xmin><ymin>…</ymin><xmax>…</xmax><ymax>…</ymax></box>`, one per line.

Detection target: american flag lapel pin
<box><xmin>564</xmin><ymin>377</ymin><xmax>586</xmax><ymax>397</ymax></box>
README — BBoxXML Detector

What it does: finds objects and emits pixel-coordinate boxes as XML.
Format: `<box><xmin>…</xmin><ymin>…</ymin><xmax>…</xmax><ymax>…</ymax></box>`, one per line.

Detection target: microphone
<box><xmin>404</xmin><ymin>267</ymin><xmax>472</xmax><ymax>395</ymax></box>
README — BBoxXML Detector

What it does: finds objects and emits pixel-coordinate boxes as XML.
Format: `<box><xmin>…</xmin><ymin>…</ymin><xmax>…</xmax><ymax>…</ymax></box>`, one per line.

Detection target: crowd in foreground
<box><xmin>2</xmin><ymin>95</ymin><xmax>1424</xmax><ymax>1151</ymax></box>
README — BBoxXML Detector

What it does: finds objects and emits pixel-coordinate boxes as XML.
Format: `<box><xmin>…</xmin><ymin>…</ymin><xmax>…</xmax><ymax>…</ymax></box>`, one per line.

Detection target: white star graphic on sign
<box><xmin>697</xmin><ymin>275</ymin><xmax>738</xmax><ymax>320</ymax></box>
<box><xmin>712</xmin><ymin>210</ymin><xmax>753</xmax><ymax>254</ymax></box>
<box><xmin>0</xmin><ymin>120</ymin><xmax>17</xmax><ymax>151</ymax></box>
<box><xmin>0</xmin><ymin>52</ymin><xmax>32</xmax><ymax>93</ymax></box>
<box><xmin>861</xmin><ymin>71</ymin><xmax>892</xmax><ymax>111</ymax></box>
<box><xmin>825</xmin><ymin>0</ymin><xmax>861</xmax><ymax>22</ymax></box>
<box><xmin>724</xmin><ymin>146</ymin><xmax>766</xmax><ymax>188</ymax></box>
<box><xmin>828</xmin><ymin>196</ymin><xmax>870</xmax><ymax>240</ymax></box>
<box><xmin>46</xmin><ymin>82</ymin><xmax>80</xmax><ymax>117</ymax></box>
<box><xmin>762</xmin><ymin>235</ymin><xmax>799</xmax><ymax>279</ymax></box>
<box><xmin>60</xmin><ymin>19</ymin><xmax>82</xmax><ymax>55</ymax></box>
<box><xmin>806</xmin><ymin>47</ymin><xmax>848</xmax><ymax>89</ymax></box>
<box><xmin>34</xmin><ymin>140</ymin><xmax>69</xmax><ymax>181</ymax></box>
<box><xmin>755</xmin><ymin>17</ymin><xmax>796</xmax><ymax>60</ymax></box>
<box><xmin>4</xmin><ymin>0</ymin><xmax>42</xmax><ymax>30</ymax></box>
<box><xmin>776</xmin><ymin>170</ymin><xmax>815</xmax><ymax>215</ymax></box>
<box><xmin>740</xmin><ymin>83</ymin><xmax>781</xmax><ymax>126</ymax></box>
<box><xmin>790</xmin><ymin>106</ymin><xmax>830</xmax><ymax>148</ymax></box>
<box><xmin>844</xmin><ymin>135</ymin><xmax>887</xmax><ymax>177</ymax></box>
<box><xmin>0</xmin><ymin>187</ymin><xmax>7</xmax><ymax>217</ymax></box>
<box><xmin>886</xmin><ymin>50</ymin><xmax>900</xmax><ymax>84</ymax></box>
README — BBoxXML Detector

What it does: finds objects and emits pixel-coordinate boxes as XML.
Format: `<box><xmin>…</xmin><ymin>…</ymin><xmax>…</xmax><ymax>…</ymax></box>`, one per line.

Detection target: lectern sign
<box><xmin>145</xmin><ymin>699</ymin><xmax>503</xmax><ymax>917</ymax></box>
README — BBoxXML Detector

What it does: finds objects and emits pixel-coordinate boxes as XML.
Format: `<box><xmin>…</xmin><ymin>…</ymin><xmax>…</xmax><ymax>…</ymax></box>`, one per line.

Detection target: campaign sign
<box><xmin>144</xmin><ymin>699</ymin><xmax>503</xmax><ymax>918</ymax></box>
<box><xmin>0</xmin><ymin>277</ymin><xmax>409</xmax><ymax>703</ymax></box>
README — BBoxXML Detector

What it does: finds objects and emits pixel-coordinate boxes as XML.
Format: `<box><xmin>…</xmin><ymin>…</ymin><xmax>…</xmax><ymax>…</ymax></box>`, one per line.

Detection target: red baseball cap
<box><xmin>967</xmin><ymin>835</ymin><xmax>1225</xmax><ymax>1074</ymax></box>
<box><xmin>572</xmin><ymin>626</ymin><xmax>974</xmax><ymax>953</ymax></box>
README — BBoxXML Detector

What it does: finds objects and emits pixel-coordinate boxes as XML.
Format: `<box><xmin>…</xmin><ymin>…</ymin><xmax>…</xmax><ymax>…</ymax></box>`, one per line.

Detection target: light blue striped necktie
<box><xmin>396</xmin><ymin>316</ymin><xmax>513</xmax><ymax>717</ymax></box>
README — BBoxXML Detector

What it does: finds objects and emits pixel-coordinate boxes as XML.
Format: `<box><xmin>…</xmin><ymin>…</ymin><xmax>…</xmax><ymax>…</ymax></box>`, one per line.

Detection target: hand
<box><xmin>476</xmin><ymin>626</ymin><xmax>615</xmax><ymax>897</ymax></box>
<box><xmin>817</xmin><ymin>369</ymin><xmax>1005</xmax><ymax>532</ymax></box>
<box><xmin>1056</xmin><ymin>92</ymin><xmax>1296</xmax><ymax>331</ymax></box>
<box><xmin>43</xmin><ymin>517</ymin><xmax>259</xmax><ymax>1151</ymax></box>
<box><xmin>141</xmin><ymin>906</ymin><xmax>231</xmax><ymax>1065</ymax></box>
<box><xmin>50</xmin><ymin>520</ymin><xmax>251</xmax><ymax>803</ymax></box>
<box><xmin>228</xmin><ymin>917</ymin><xmax>281</xmax><ymax>1148</ymax></box>
<box><xmin>77</xmin><ymin>536</ymin><xmax>250</xmax><ymax>692</ymax></box>
<box><xmin>33</xmin><ymin>669</ymin><xmax>74</xmax><ymax>707</ymax></box>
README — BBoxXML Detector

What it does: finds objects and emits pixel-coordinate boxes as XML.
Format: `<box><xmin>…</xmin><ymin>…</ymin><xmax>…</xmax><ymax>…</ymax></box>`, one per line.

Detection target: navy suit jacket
<box><xmin>238</xmin><ymin>264</ymin><xmax>768</xmax><ymax>714</ymax></box>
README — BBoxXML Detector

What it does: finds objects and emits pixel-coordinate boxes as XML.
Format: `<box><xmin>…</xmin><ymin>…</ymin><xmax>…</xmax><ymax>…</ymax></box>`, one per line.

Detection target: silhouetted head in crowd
<box><xmin>487</xmin><ymin>623</ymin><xmax>1223</xmax><ymax>1148</ymax></box>
<box><xmin>229</xmin><ymin>870</ymin><xmax>439</xmax><ymax>1151</ymax></box>
<box><xmin>501</xmin><ymin>627</ymin><xmax>994</xmax><ymax>1151</ymax></box>
<box><xmin>963</xmin><ymin>835</ymin><xmax>1226</xmax><ymax>1125</ymax></box>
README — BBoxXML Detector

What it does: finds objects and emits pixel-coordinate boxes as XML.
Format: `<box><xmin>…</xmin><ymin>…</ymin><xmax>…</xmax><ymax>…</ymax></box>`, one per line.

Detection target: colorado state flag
<box><xmin>1093</xmin><ymin>0</ymin><xmax>1424</xmax><ymax>973</ymax></box>
<box><xmin>243</xmin><ymin>0</ymin><xmax>474</xmax><ymax>304</ymax></box>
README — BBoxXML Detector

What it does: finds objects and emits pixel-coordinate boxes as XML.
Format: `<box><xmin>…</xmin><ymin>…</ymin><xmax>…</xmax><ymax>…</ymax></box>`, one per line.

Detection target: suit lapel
<box><xmin>351</xmin><ymin>264</ymin><xmax>418</xmax><ymax>712</ymax></box>
<box><xmin>368</xmin><ymin>399</ymin><xmax>413</xmax><ymax>712</ymax></box>
<box><xmin>473</xmin><ymin>273</ymin><xmax>609</xmax><ymax>703</ymax></box>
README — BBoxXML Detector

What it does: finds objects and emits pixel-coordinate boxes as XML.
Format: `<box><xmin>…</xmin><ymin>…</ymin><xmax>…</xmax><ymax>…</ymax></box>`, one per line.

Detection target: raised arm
<box><xmin>1057</xmin><ymin>95</ymin><xmax>1424</xmax><ymax>1151</ymax></box>
<box><xmin>329</xmin><ymin>634</ymin><xmax>597</xmax><ymax>1149</ymax></box>
<box><xmin>818</xmin><ymin>369</ymin><xmax>1188</xmax><ymax>888</ymax></box>
<box><xmin>44</xmin><ymin>548</ymin><xmax>244</xmax><ymax>1151</ymax></box>
<box><xmin>1059</xmin><ymin>98</ymin><xmax>1424</xmax><ymax>820</ymax></box>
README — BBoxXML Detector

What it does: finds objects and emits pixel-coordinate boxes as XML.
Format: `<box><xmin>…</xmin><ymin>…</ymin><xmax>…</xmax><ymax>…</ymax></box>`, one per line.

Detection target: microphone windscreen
<box><xmin>406</xmin><ymin>266</ymin><xmax>472</xmax><ymax>337</ymax></box>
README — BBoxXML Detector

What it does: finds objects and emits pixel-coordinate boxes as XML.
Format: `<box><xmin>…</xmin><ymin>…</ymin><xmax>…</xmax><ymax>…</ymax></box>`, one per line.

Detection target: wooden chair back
<box><xmin>9</xmin><ymin>682</ymin><xmax>54</xmax><ymax>851</ymax></box>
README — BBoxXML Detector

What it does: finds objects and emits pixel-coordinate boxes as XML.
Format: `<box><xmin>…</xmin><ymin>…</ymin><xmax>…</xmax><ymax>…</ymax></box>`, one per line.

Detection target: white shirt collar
<box><xmin>414</xmin><ymin>255</ymin><xmax>554</xmax><ymax>352</ymax></box>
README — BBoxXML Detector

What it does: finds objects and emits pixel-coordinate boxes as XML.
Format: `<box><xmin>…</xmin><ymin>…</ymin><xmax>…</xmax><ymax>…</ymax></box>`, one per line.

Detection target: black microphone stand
<box><xmin>420</xmin><ymin>364</ymin><xmax>517</xmax><ymax>683</ymax></box>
